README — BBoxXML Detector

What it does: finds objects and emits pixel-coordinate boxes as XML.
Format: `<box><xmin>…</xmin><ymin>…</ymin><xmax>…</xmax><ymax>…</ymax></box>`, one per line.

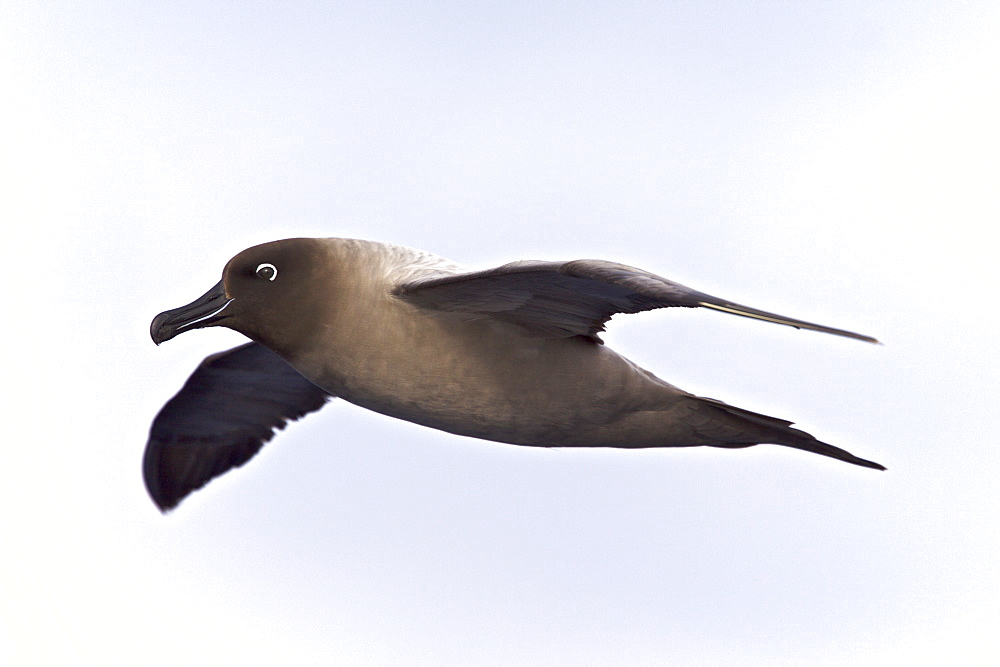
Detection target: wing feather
<box><xmin>395</xmin><ymin>259</ymin><xmax>878</xmax><ymax>343</ymax></box>
<box><xmin>144</xmin><ymin>342</ymin><xmax>333</xmax><ymax>512</ymax></box>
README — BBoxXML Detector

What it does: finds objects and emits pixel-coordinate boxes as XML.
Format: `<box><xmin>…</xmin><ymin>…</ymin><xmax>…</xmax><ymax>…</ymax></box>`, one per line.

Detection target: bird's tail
<box><xmin>697</xmin><ymin>397</ymin><xmax>886</xmax><ymax>470</ymax></box>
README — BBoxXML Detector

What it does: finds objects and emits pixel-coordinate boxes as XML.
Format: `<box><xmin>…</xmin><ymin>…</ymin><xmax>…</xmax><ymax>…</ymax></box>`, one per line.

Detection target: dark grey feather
<box><xmin>395</xmin><ymin>259</ymin><xmax>878</xmax><ymax>343</ymax></box>
<box><xmin>144</xmin><ymin>342</ymin><xmax>332</xmax><ymax>512</ymax></box>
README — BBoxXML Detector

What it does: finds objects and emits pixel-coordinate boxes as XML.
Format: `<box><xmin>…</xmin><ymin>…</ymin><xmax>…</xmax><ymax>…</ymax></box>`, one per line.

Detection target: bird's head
<box><xmin>150</xmin><ymin>238</ymin><xmax>331</xmax><ymax>354</ymax></box>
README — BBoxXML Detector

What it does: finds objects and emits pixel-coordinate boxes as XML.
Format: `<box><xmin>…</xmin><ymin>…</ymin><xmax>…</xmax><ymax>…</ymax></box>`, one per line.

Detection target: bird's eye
<box><xmin>255</xmin><ymin>263</ymin><xmax>277</xmax><ymax>281</ymax></box>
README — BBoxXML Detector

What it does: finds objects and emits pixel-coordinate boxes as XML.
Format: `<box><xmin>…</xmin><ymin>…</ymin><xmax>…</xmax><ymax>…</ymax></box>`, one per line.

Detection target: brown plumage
<box><xmin>147</xmin><ymin>237</ymin><xmax>883</xmax><ymax>511</ymax></box>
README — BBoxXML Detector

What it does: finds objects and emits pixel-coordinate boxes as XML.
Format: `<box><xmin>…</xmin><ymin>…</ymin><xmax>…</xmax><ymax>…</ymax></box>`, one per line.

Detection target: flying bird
<box><xmin>147</xmin><ymin>237</ymin><xmax>883</xmax><ymax>511</ymax></box>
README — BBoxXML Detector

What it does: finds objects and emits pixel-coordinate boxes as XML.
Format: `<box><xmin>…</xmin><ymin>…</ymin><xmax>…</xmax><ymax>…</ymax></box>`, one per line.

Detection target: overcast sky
<box><xmin>3</xmin><ymin>2</ymin><xmax>998</xmax><ymax>664</ymax></box>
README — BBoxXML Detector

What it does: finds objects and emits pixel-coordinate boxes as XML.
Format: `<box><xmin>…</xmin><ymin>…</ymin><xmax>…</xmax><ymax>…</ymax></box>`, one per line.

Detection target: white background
<box><xmin>3</xmin><ymin>2</ymin><xmax>997</xmax><ymax>664</ymax></box>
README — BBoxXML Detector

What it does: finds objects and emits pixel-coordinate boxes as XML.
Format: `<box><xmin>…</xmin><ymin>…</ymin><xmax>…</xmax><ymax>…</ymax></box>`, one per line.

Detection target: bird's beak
<box><xmin>150</xmin><ymin>279</ymin><xmax>233</xmax><ymax>345</ymax></box>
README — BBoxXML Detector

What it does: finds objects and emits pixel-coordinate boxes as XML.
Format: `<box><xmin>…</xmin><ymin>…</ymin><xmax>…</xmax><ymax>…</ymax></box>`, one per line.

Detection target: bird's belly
<box><xmin>297</xmin><ymin>327</ymin><xmax>674</xmax><ymax>446</ymax></box>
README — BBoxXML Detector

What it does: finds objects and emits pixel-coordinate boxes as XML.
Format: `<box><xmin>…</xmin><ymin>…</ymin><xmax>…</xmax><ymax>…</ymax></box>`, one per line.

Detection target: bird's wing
<box><xmin>144</xmin><ymin>342</ymin><xmax>333</xmax><ymax>512</ymax></box>
<box><xmin>394</xmin><ymin>259</ymin><xmax>878</xmax><ymax>343</ymax></box>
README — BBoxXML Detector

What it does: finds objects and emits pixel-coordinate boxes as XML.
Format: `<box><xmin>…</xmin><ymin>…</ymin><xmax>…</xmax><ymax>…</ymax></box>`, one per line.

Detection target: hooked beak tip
<box><xmin>150</xmin><ymin>311</ymin><xmax>173</xmax><ymax>345</ymax></box>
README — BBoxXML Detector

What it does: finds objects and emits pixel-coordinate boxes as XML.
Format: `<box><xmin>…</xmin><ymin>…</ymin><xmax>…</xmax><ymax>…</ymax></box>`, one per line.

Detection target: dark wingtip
<box><xmin>795</xmin><ymin>440</ymin><xmax>887</xmax><ymax>472</ymax></box>
<box><xmin>142</xmin><ymin>444</ymin><xmax>183</xmax><ymax>513</ymax></box>
<box><xmin>807</xmin><ymin>444</ymin><xmax>886</xmax><ymax>472</ymax></box>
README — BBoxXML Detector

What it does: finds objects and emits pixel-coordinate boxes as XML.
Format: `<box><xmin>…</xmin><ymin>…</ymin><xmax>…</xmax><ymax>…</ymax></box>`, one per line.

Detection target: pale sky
<box><xmin>2</xmin><ymin>2</ymin><xmax>998</xmax><ymax>664</ymax></box>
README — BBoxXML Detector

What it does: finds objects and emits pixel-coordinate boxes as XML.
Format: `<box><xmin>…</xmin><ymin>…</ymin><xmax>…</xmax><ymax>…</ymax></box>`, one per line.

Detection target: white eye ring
<box><xmin>255</xmin><ymin>263</ymin><xmax>278</xmax><ymax>281</ymax></box>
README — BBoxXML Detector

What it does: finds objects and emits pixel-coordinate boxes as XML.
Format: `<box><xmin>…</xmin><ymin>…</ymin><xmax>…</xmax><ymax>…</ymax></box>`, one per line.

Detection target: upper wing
<box><xmin>144</xmin><ymin>342</ymin><xmax>333</xmax><ymax>512</ymax></box>
<box><xmin>394</xmin><ymin>259</ymin><xmax>878</xmax><ymax>343</ymax></box>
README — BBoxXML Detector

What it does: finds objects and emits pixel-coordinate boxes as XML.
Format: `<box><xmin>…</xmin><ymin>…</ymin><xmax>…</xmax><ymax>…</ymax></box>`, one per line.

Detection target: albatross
<box><xmin>146</xmin><ymin>237</ymin><xmax>883</xmax><ymax>511</ymax></box>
